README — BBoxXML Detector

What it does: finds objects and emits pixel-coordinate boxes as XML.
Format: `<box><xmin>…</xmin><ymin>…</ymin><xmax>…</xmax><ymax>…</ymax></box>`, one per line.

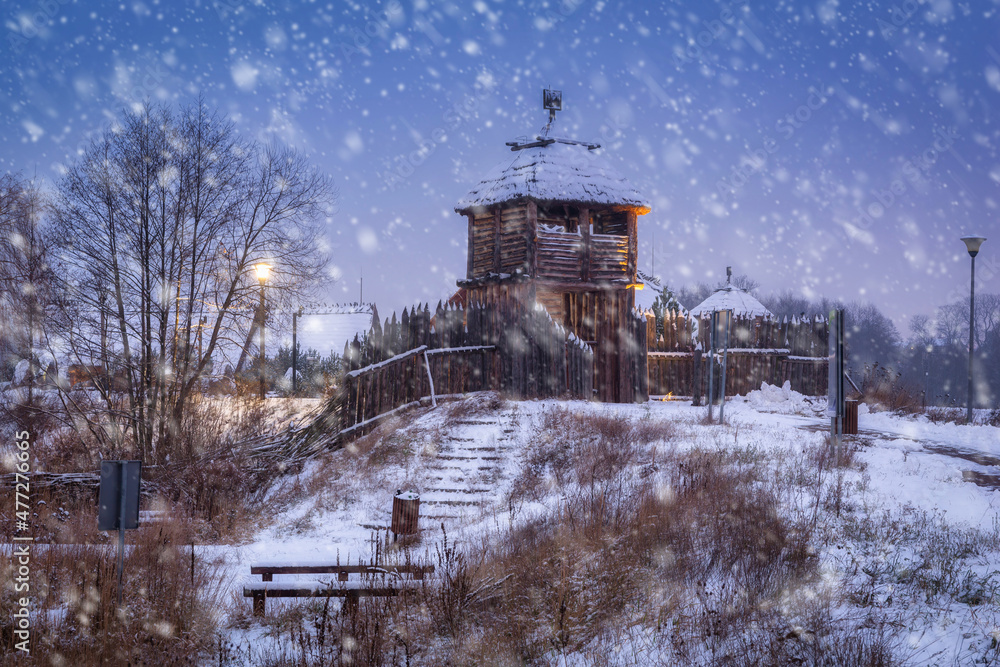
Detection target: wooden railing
<box><xmin>339</xmin><ymin>345</ymin><xmax>497</xmax><ymax>440</ymax></box>
<box><xmin>535</xmin><ymin>230</ymin><xmax>628</xmax><ymax>282</ymax></box>
<box><xmin>588</xmin><ymin>233</ymin><xmax>628</xmax><ymax>281</ymax></box>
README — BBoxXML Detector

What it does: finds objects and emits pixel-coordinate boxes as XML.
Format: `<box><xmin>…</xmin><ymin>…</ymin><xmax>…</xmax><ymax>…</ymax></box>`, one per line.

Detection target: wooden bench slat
<box><xmin>250</xmin><ymin>564</ymin><xmax>433</xmax><ymax>575</ymax></box>
<box><xmin>244</xmin><ymin>567</ymin><xmax>431</xmax><ymax>617</ymax></box>
<box><xmin>245</xmin><ymin>579</ymin><xmax>419</xmax><ymax>592</ymax></box>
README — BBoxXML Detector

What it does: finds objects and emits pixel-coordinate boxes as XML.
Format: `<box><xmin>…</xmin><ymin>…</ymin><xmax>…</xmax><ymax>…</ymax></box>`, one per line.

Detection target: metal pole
<box><xmin>707</xmin><ymin>313</ymin><xmax>715</xmax><ymax>422</ymax></box>
<box><xmin>117</xmin><ymin>464</ymin><xmax>126</xmax><ymax>608</ymax></box>
<box><xmin>967</xmin><ymin>255</ymin><xmax>976</xmax><ymax>423</ymax></box>
<box><xmin>719</xmin><ymin>310</ymin><xmax>730</xmax><ymax>425</ymax></box>
<box><xmin>258</xmin><ymin>281</ymin><xmax>266</xmax><ymax>401</ymax></box>
<box><xmin>292</xmin><ymin>309</ymin><xmax>299</xmax><ymax>394</ymax></box>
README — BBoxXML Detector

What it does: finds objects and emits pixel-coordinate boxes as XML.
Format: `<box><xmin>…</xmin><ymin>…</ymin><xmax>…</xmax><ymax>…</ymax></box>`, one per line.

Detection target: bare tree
<box><xmin>53</xmin><ymin>101</ymin><xmax>335</xmax><ymax>462</ymax></box>
<box><xmin>933</xmin><ymin>294</ymin><xmax>1000</xmax><ymax>349</ymax></box>
<box><xmin>0</xmin><ymin>175</ymin><xmax>57</xmax><ymax>436</ymax></box>
<box><xmin>844</xmin><ymin>301</ymin><xmax>901</xmax><ymax>374</ymax></box>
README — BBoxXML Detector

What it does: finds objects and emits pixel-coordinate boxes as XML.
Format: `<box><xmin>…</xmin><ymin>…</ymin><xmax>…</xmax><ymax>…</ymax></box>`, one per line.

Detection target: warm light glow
<box><xmin>254</xmin><ymin>262</ymin><xmax>272</xmax><ymax>282</ymax></box>
<box><xmin>961</xmin><ymin>235</ymin><xmax>987</xmax><ymax>258</ymax></box>
<box><xmin>626</xmin><ymin>283</ymin><xmax>644</xmax><ymax>290</ymax></box>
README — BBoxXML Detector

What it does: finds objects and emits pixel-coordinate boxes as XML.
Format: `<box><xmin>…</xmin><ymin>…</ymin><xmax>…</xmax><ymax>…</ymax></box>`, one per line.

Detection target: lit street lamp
<box><xmin>960</xmin><ymin>235</ymin><xmax>986</xmax><ymax>423</ymax></box>
<box><xmin>255</xmin><ymin>262</ymin><xmax>271</xmax><ymax>400</ymax></box>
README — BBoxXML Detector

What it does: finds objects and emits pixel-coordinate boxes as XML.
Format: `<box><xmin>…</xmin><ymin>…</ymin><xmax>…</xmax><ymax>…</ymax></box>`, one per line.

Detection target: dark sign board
<box><xmin>98</xmin><ymin>460</ymin><xmax>141</xmax><ymax>531</ymax></box>
<box><xmin>543</xmin><ymin>88</ymin><xmax>562</xmax><ymax>111</ymax></box>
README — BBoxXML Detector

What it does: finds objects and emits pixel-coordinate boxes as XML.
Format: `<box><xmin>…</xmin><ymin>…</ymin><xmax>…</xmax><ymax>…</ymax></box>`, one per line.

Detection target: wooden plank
<box><xmin>493</xmin><ymin>207</ymin><xmax>501</xmax><ymax>272</ymax></box>
<box><xmin>466</xmin><ymin>213</ymin><xmax>475</xmax><ymax>279</ymax></box>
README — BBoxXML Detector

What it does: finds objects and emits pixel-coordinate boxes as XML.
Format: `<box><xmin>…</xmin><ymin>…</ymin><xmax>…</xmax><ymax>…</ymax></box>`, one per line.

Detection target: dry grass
<box><xmin>0</xmin><ymin>510</ymin><xmax>227</xmax><ymax>665</ymax></box>
<box><xmin>858</xmin><ymin>362</ymin><xmax>923</xmax><ymax>414</ymax></box>
<box><xmin>232</xmin><ymin>405</ymin><xmax>907</xmax><ymax>666</ymax></box>
<box><xmin>0</xmin><ymin>394</ymin><xmax>306</xmax><ymax>663</ymax></box>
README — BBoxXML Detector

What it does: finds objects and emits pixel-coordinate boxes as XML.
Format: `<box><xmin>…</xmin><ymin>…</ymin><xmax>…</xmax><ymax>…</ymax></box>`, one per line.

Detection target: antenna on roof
<box><xmin>504</xmin><ymin>90</ymin><xmax>600</xmax><ymax>151</ymax></box>
<box><xmin>359</xmin><ymin>265</ymin><xmax>363</xmax><ymax>304</ymax></box>
<box><xmin>542</xmin><ymin>87</ymin><xmax>561</xmax><ymax>134</ymax></box>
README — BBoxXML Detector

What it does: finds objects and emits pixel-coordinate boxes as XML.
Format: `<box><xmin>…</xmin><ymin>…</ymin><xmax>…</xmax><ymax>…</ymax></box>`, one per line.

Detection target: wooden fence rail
<box><xmin>332</xmin><ymin>298</ymin><xmax>595</xmax><ymax>442</ymax></box>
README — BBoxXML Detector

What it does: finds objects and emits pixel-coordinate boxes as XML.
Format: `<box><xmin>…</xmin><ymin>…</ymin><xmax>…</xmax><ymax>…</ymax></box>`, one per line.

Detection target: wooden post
<box><xmin>580</xmin><ymin>207</ymin><xmax>591</xmax><ymax>283</ymax></box>
<box><xmin>253</xmin><ymin>591</ymin><xmax>265</xmax><ymax>617</ymax></box>
<box><xmin>626</xmin><ymin>210</ymin><xmax>637</xmax><ymax>283</ymax></box>
<box><xmin>467</xmin><ymin>214</ymin><xmax>475</xmax><ymax>279</ymax></box>
<box><xmin>493</xmin><ymin>207</ymin><xmax>502</xmax><ymax>272</ymax></box>
<box><xmin>526</xmin><ymin>200</ymin><xmax>537</xmax><ymax>277</ymax></box>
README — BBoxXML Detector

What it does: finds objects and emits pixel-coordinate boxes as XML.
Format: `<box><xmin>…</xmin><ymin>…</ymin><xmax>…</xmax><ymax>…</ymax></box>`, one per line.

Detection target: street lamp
<box><xmin>960</xmin><ymin>235</ymin><xmax>986</xmax><ymax>423</ymax></box>
<box><xmin>292</xmin><ymin>306</ymin><xmax>304</xmax><ymax>394</ymax></box>
<box><xmin>255</xmin><ymin>262</ymin><xmax>271</xmax><ymax>400</ymax></box>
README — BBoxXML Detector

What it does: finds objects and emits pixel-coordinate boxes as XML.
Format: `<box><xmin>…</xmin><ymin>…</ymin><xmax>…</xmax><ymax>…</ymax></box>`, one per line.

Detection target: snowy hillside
<box><xmin>217</xmin><ymin>388</ymin><xmax>1000</xmax><ymax>665</ymax></box>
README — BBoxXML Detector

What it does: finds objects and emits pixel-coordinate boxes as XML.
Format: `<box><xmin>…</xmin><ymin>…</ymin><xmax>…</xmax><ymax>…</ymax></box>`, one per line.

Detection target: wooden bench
<box><xmin>244</xmin><ymin>563</ymin><xmax>434</xmax><ymax>616</ymax></box>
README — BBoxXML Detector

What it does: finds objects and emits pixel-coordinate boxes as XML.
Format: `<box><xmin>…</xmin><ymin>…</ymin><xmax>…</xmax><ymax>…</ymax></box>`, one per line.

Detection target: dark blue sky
<box><xmin>3</xmin><ymin>0</ymin><xmax>999</xmax><ymax>333</ymax></box>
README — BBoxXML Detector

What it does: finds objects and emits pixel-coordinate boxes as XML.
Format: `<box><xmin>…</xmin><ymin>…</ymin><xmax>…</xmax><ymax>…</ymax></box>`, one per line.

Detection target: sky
<box><xmin>2</xmin><ymin>0</ymin><xmax>999</xmax><ymax>342</ymax></box>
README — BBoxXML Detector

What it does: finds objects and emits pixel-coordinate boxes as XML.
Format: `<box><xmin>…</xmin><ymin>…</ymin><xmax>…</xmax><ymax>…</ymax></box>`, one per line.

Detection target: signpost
<box><xmin>828</xmin><ymin>309</ymin><xmax>846</xmax><ymax>463</ymax></box>
<box><xmin>707</xmin><ymin>312</ymin><xmax>716</xmax><ymax>421</ymax></box>
<box><xmin>706</xmin><ymin>310</ymin><xmax>732</xmax><ymax>424</ymax></box>
<box><xmin>718</xmin><ymin>309</ymin><xmax>732</xmax><ymax>425</ymax></box>
<box><xmin>98</xmin><ymin>460</ymin><xmax>141</xmax><ymax>607</ymax></box>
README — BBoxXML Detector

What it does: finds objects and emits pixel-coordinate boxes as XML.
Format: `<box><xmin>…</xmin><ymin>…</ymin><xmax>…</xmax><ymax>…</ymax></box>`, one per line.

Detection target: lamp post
<box><xmin>960</xmin><ymin>236</ymin><xmax>986</xmax><ymax>423</ymax></box>
<box><xmin>292</xmin><ymin>306</ymin><xmax>304</xmax><ymax>394</ymax></box>
<box><xmin>255</xmin><ymin>262</ymin><xmax>271</xmax><ymax>400</ymax></box>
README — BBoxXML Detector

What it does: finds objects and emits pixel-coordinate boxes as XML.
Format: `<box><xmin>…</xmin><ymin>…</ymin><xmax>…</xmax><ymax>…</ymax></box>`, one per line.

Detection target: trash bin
<box><xmin>391</xmin><ymin>490</ymin><xmax>420</xmax><ymax>539</ymax></box>
<box><xmin>844</xmin><ymin>399</ymin><xmax>859</xmax><ymax>435</ymax></box>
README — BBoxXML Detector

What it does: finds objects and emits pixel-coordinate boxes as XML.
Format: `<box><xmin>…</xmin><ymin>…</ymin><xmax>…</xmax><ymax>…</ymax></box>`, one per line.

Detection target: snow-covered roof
<box><xmin>291</xmin><ymin>304</ymin><xmax>374</xmax><ymax>357</ymax></box>
<box><xmin>689</xmin><ymin>286</ymin><xmax>773</xmax><ymax>319</ymax></box>
<box><xmin>456</xmin><ymin>140</ymin><xmax>651</xmax><ymax>213</ymax></box>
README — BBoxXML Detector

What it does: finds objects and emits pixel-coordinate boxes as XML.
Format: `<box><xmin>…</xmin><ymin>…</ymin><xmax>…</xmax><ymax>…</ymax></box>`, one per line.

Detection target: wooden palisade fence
<box><xmin>329</xmin><ymin>299</ymin><xmax>595</xmax><ymax>442</ymax></box>
<box><xmin>647</xmin><ymin>311</ymin><xmax>829</xmax><ymax>397</ymax></box>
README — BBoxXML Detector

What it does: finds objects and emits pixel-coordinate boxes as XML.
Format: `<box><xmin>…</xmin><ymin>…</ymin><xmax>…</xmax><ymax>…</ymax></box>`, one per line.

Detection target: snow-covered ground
<box><xmin>217</xmin><ymin>386</ymin><xmax>1000</xmax><ymax>665</ymax></box>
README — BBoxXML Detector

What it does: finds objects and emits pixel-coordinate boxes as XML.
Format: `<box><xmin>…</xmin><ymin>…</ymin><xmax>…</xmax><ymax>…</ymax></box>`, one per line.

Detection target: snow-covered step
<box><xmin>424</xmin><ymin>487</ymin><xmax>492</xmax><ymax>494</ymax></box>
<box><xmin>435</xmin><ymin>454</ymin><xmax>501</xmax><ymax>461</ymax></box>
<box><xmin>421</xmin><ymin>500</ymin><xmax>483</xmax><ymax>507</ymax></box>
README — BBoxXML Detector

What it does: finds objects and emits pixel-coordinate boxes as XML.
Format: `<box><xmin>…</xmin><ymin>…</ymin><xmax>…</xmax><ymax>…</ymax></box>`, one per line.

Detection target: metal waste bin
<box><xmin>844</xmin><ymin>399</ymin><xmax>859</xmax><ymax>435</ymax></box>
<box><xmin>391</xmin><ymin>490</ymin><xmax>420</xmax><ymax>539</ymax></box>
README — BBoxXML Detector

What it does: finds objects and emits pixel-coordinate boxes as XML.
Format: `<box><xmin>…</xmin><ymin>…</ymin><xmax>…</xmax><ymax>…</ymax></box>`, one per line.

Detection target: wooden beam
<box><xmin>626</xmin><ymin>209</ymin><xmax>637</xmax><ymax>283</ymax></box>
<box><xmin>580</xmin><ymin>206</ymin><xmax>590</xmax><ymax>283</ymax></box>
<box><xmin>493</xmin><ymin>207</ymin><xmax>501</xmax><ymax>272</ymax></box>
<box><xmin>526</xmin><ymin>200</ymin><xmax>537</xmax><ymax>277</ymax></box>
<box><xmin>466</xmin><ymin>213</ymin><xmax>475</xmax><ymax>279</ymax></box>
<box><xmin>533</xmin><ymin>279</ymin><xmax>631</xmax><ymax>293</ymax></box>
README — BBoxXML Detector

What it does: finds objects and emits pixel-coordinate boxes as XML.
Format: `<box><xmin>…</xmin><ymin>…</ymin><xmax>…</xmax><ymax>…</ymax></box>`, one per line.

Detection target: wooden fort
<box><xmin>454</xmin><ymin>124</ymin><xmax>651</xmax><ymax>402</ymax></box>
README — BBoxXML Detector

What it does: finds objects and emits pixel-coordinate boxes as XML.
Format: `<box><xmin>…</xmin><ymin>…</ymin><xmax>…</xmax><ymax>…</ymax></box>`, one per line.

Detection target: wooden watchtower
<box><xmin>454</xmin><ymin>93</ymin><xmax>651</xmax><ymax>401</ymax></box>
